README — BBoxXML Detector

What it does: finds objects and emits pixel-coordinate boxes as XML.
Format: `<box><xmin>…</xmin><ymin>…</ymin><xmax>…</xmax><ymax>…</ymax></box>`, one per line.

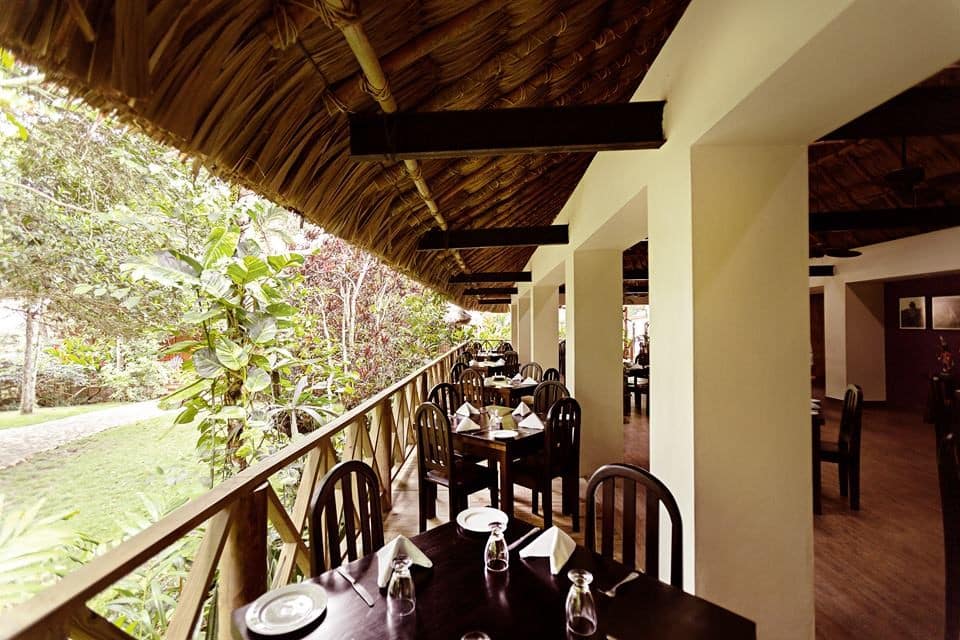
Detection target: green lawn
<box><xmin>0</xmin><ymin>402</ymin><xmax>125</xmax><ymax>430</ymax></box>
<box><xmin>0</xmin><ymin>415</ymin><xmax>207</xmax><ymax>541</ymax></box>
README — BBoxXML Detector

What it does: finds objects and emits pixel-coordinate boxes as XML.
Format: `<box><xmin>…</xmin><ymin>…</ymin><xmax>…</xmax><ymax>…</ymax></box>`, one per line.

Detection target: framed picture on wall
<box><xmin>899</xmin><ymin>296</ymin><xmax>926</xmax><ymax>329</ymax></box>
<box><xmin>933</xmin><ymin>295</ymin><xmax>960</xmax><ymax>330</ymax></box>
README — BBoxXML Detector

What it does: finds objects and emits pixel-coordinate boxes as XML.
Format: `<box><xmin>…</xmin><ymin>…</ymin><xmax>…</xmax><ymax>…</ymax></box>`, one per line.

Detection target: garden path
<box><xmin>0</xmin><ymin>401</ymin><xmax>174</xmax><ymax>469</ymax></box>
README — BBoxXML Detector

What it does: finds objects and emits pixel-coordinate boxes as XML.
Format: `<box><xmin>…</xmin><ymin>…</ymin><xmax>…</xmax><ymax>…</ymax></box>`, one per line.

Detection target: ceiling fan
<box><xmin>882</xmin><ymin>137</ymin><xmax>944</xmax><ymax>205</ymax></box>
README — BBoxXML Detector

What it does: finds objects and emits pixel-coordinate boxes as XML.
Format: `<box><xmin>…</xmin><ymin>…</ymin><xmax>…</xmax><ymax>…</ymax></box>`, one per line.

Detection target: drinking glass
<box><xmin>487</xmin><ymin>405</ymin><xmax>502</xmax><ymax>427</ymax></box>
<box><xmin>387</xmin><ymin>555</ymin><xmax>416</xmax><ymax>616</ymax></box>
<box><xmin>565</xmin><ymin>569</ymin><xmax>598</xmax><ymax>636</ymax></box>
<box><xmin>484</xmin><ymin>522</ymin><xmax>509</xmax><ymax>572</ymax></box>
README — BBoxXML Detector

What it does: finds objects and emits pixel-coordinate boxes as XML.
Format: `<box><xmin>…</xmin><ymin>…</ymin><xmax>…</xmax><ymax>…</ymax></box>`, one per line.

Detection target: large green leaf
<box><xmin>267</xmin><ymin>253</ymin><xmax>304</xmax><ymax>272</ymax></box>
<box><xmin>266</xmin><ymin>302</ymin><xmax>296</xmax><ymax>317</ymax></box>
<box><xmin>214</xmin><ymin>337</ymin><xmax>247</xmax><ymax>371</ymax></box>
<box><xmin>193</xmin><ymin>348</ymin><xmax>225</xmax><ymax>378</ymax></box>
<box><xmin>200</xmin><ymin>270</ymin><xmax>234</xmax><ymax>300</ymax></box>
<box><xmin>247</xmin><ymin>315</ymin><xmax>277</xmax><ymax>344</ymax></box>
<box><xmin>243</xmin><ymin>366</ymin><xmax>271</xmax><ymax>393</ymax></box>
<box><xmin>159</xmin><ymin>378</ymin><xmax>209</xmax><ymax>408</ymax></box>
<box><xmin>160</xmin><ymin>339</ymin><xmax>201</xmax><ymax>356</ymax></box>
<box><xmin>202</xmin><ymin>226</ymin><xmax>240</xmax><ymax>267</ymax></box>
<box><xmin>227</xmin><ymin>255</ymin><xmax>271</xmax><ymax>285</ymax></box>
<box><xmin>183</xmin><ymin>307</ymin><xmax>223</xmax><ymax>325</ymax></box>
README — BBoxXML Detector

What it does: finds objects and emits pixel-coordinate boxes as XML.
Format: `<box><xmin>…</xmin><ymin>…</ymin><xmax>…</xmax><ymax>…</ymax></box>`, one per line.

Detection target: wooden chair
<box><xmin>473</xmin><ymin>342</ymin><xmax>483</xmax><ymax>353</ymax></box>
<box><xmin>633</xmin><ymin>377</ymin><xmax>650</xmax><ymax>415</ymax></box>
<box><xmin>415</xmin><ymin>402</ymin><xmax>498</xmax><ymax>532</ymax></box>
<box><xmin>459</xmin><ymin>368</ymin><xmax>485</xmax><ymax>407</ymax></box>
<box><xmin>462</xmin><ymin>349</ymin><xmax>474</xmax><ymax>362</ymax></box>
<box><xmin>929</xmin><ymin>375</ymin><xmax>957</xmax><ymax>441</ymax></box>
<box><xmin>513</xmin><ymin>398</ymin><xmax>582</xmax><ymax>531</ymax></box>
<box><xmin>818</xmin><ymin>384</ymin><xmax>864</xmax><ymax>510</ymax></box>
<box><xmin>497</xmin><ymin>341</ymin><xmax>513</xmax><ymax>352</ymax></box>
<box><xmin>520</xmin><ymin>362</ymin><xmax>543</xmax><ymax>381</ymax></box>
<box><xmin>558</xmin><ymin>340</ymin><xmax>566</xmax><ymax>379</ymax></box>
<box><xmin>938</xmin><ymin>429</ymin><xmax>960</xmax><ymax>640</ymax></box>
<box><xmin>309</xmin><ymin>460</ymin><xmax>384</xmax><ymax>575</ymax></box>
<box><xmin>533</xmin><ymin>380</ymin><xmax>569</xmax><ymax>414</ymax></box>
<box><xmin>502</xmin><ymin>350</ymin><xmax>520</xmax><ymax>377</ymax></box>
<box><xmin>428</xmin><ymin>382</ymin><xmax>461</xmax><ymax>416</ymax></box>
<box><xmin>450</xmin><ymin>361</ymin><xmax>468</xmax><ymax>383</ymax></box>
<box><xmin>543</xmin><ymin>367</ymin><xmax>561</xmax><ymax>382</ymax></box>
<box><xmin>585</xmin><ymin>463</ymin><xmax>683</xmax><ymax>588</ymax></box>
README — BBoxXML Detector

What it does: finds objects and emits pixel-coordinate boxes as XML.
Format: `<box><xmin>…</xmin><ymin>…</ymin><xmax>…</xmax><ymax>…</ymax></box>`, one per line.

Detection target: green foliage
<box><xmin>0</xmin><ymin>496</ymin><xmax>81</xmax><ymax>608</ymax></box>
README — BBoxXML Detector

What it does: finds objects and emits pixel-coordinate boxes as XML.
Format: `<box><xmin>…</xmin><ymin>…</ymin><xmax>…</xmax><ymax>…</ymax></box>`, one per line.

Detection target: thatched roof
<box><xmin>0</xmin><ymin>0</ymin><xmax>691</xmax><ymax>311</ymax></box>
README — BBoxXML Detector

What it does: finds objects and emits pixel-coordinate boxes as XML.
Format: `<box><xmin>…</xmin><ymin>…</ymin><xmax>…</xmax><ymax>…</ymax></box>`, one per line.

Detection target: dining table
<box><xmin>231</xmin><ymin>519</ymin><xmax>757</xmax><ymax>639</ymax></box>
<box><xmin>452</xmin><ymin>407</ymin><xmax>544</xmax><ymax>520</ymax></box>
<box><xmin>483</xmin><ymin>376</ymin><xmax>538</xmax><ymax>406</ymax></box>
<box><xmin>471</xmin><ymin>360</ymin><xmax>506</xmax><ymax>376</ymax></box>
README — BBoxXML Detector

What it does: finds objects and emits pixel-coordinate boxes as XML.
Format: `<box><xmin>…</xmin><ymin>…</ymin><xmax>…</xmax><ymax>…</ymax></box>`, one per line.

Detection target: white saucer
<box><xmin>490</xmin><ymin>429</ymin><xmax>518</xmax><ymax>439</ymax></box>
<box><xmin>245</xmin><ymin>582</ymin><xmax>327</xmax><ymax>635</ymax></box>
<box><xmin>457</xmin><ymin>506</ymin><xmax>509</xmax><ymax>533</ymax></box>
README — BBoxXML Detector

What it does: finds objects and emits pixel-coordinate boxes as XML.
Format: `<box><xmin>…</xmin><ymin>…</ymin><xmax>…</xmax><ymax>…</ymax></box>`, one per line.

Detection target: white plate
<box><xmin>490</xmin><ymin>429</ymin><xmax>518</xmax><ymax>439</ymax></box>
<box><xmin>245</xmin><ymin>582</ymin><xmax>327</xmax><ymax>635</ymax></box>
<box><xmin>457</xmin><ymin>506</ymin><xmax>509</xmax><ymax>533</ymax></box>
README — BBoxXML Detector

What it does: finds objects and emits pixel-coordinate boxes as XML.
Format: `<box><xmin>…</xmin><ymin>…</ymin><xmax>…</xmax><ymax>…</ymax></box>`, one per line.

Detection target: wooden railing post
<box><xmin>217</xmin><ymin>486</ymin><xmax>267</xmax><ymax>640</ymax></box>
<box><xmin>372</xmin><ymin>398</ymin><xmax>394</xmax><ymax>511</ymax></box>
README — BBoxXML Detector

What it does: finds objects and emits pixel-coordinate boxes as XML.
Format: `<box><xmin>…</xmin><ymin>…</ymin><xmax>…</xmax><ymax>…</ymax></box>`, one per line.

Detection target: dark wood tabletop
<box><xmin>483</xmin><ymin>377</ymin><xmax>538</xmax><ymax>405</ymax></box>
<box><xmin>452</xmin><ymin>408</ymin><xmax>544</xmax><ymax>519</ymax></box>
<box><xmin>232</xmin><ymin>520</ymin><xmax>756</xmax><ymax>640</ymax></box>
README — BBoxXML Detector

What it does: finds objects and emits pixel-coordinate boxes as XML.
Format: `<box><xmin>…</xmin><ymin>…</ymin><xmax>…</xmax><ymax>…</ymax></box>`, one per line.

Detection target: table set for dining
<box><xmin>232</xmin><ymin>517</ymin><xmax>755</xmax><ymax>640</ymax></box>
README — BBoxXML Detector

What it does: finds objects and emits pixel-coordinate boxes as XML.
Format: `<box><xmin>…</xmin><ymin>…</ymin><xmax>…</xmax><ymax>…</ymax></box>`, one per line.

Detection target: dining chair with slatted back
<box><xmin>515</xmin><ymin>398</ymin><xmax>582</xmax><ymax>531</ymax></box>
<box><xmin>819</xmin><ymin>384</ymin><xmax>864</xmax><ymax>510</ymax></box>
<box><xmin>473</xmin><ymin>342</ymin><xmax>483</xmax><ymax>353</ymax></box>
<box><xmin>429</xmin><ymin>382</ymin><xmax>461</xmax><ymax>417</ymax></box>
<box><xmin>520</xmin><ymin>362</ymin><xmax>543</xmax><ymax>381</ymax></box>
<box><xmin>415</xmin><ymin>402</ymin><xmax>498</xmax><ymax>532</ymax></box>
<box><xmin>450</xmin><ymin>361</ymin><xmax>468</xmax><ymax>383</ymax></box>
<box><xmin>585</xmin><ymin>463</ymin><xmax>683</xmax><ymax>588</ymax></box>
<box><xmin>558</xmin><ymin>340</ymin><xmax>566</xmax><ymax>378</ymax></box>
<box><xmin>502</xmin><ymin>350</ymin><xmax>520</xmax><ymax>376</ymax></box>
<box><xmin>533</xmin><ymin>380</ymin><xmax>570</xmax><ymax>414</ymax></box>
<box><xmin>309</xmin><ymin>459</ymin><xmax>384</xmax><ymax>575</ymax></box>
<box><xmin>543</xmin><ymin>367</ymin><xmax>561</xmax><ymax>382</ymax></box>
<box><xmin>462</xmin><ymin>349</ymin><xmax>474</xmax><ymax>361</ymax></box>
<box><xmin>459</xmin><ymin>367</ymin><xmax>485</xmax><ymax>407</ymax></box>
<box><xmin>939</xmin><ymin>430</ymin><xmax>960</xmax><ymax>640</ymax></box>
<box><xmin>930</xmin><ymin>375</ymin><xmax>957</xmax><ymax>441</ymax></box>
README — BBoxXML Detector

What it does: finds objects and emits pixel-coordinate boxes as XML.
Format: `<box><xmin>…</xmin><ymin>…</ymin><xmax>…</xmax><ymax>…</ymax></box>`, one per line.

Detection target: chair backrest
<box><xmin>309</xmin><ymin>460</ymin><xmax>384</xmax><ymax>575</ymax></box>
<box><xmin>502</xmin><ymin>350</ymin><xmax>520</xmax><ymax>376</ymax></box>
<box><xmin>533</xmin><ymin>380</ymin><xmax>570</xmax><ymax>414</ymax></box>
<box><xmin>497</xmin><ymin>341</ymin><xmax>513</xmax><ymax>352</ymax></box>
<box><xmin>838</xmin><ymin>384</ymin><xmax>864</xmax><ymax>454</ymax></box>
<box><xmin>429</xmin><ymin>382</ymin><xmax>461</xmax><ymax>416</ymax></box>
<box><xmin>415</xmin><ymin>402</ymin><xmax>454</xmax><ymax>478</ymax></box>
<box><xmin>585</xmin><ymin>463</ymin><xmax>683</xmax><ymax>588</ymax></box>
<box><xmin>450</xmin><ymin>361</ymin><xmax>468</xmax><ymax>383</ymax></box>
<box><xmin>558</xmin><ymin>341</ymin><xmax>566</xmax><ymax>378</ymax></box>
<box><xmin>459</xmin><ymin>367</ymin><xmax>485</xmax><ymax>407</ymax></box>
<box><xmin>939</xmin><ymin>432</ymin><xmax>960</xmax><ymax>640</ymax></box>
<box><xmin>543</xmin><ymin>367</ymin><xmax>561</xmax><ymax>381</ymax></box>
<box><xmin>462</xmin><ymin>349</ymin><xmax>474</xmax><ymax>361</ymax></box>
<box><xmin>545</xmin><ymin>398</ymin><xmax>581</xmax><ymax>473</ymax></box>
<box><xmin>929</xmin><ymin>375</ymin><xmax>957</xmax><ymax>439</ymax></box>
<box><xmin>520</xmin><ymin>362</ymin><xmax>543</xmax><ymax>381</ymax></box>
<box><xmin>473</xmin><ymin>342</ymin><xmax>483</xmax><ymax>353</ymax></box>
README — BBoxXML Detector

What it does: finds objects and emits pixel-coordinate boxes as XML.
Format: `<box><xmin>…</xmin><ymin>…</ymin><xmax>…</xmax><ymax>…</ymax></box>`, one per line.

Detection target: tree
<box><xmin>0</xmin><ymin>54</ymin><xmax>230</xmax><ymax>412</ymax></box>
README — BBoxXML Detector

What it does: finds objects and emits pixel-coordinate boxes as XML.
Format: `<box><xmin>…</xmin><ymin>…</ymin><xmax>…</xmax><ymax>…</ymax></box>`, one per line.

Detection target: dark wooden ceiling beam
<box><xmin>809</xmin><ymin>265</ymin><xmax>835</xmax><ymax>277</ymax></box>
<box><xmin>350</xmin><ymin>102</ymin><xmax>666</xmax><ymax>160</ymax></box>
<box><xmin>418</xmin><ymin>225</ymin><xmax>568</xmax><ymax>251</ymax></box>
<box><xmin>820</xmin><ymin>87</ymin><xmax>960</xmax><ymax>140</ymax></box>
<box><xmin>624</xmin><ymin>269</ymin><xmax>649</xmax><ymax>280</ymax></box>
<box><xmin>449</xmin><ymin>271</ymin><xmax>532</xmax><ymax>284</ymax></box>
<box><xmin>464</xmin><ymin>287</ymin><xmax>518</xmax><ymax>296</ymax></box>
<box><xmin>809</xmin><ymin>206</ymin><xmax>960</xmax><ymax>232</ymax></box>
<box><xmin>478</xmin><ymin>298</ymin><xmax>511</xmax><ymax>305</ymax></box>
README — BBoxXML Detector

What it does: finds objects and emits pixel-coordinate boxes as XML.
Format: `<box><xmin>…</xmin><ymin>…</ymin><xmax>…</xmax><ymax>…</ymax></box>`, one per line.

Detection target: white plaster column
<box><xmin>530</xmin><ymin>285</ymin><xmax>560</xmax><ymax>370</ymax></box>
<box><xmin>823</xmin><ymin>280</ymin><xmax>886</xmax><ymax>401</ymax></box>
<box><xmin>565</xmin><ymin>249</ymin><xmax>623</xmax><ymax>475</ymax></box>
<box><xmin>515</xmin><ymin>288</ymin><xmax>532</xmax><ymax>362</ymax></box>
<box><xmin>822</xmin><ymin>278</ymin><xmax>846</xmax><ymax>400</ymax></box>
<box><xmin>649</xmin><ymin>146</ymin><xmax>813</xmax><ymax>637</ymax></box>
<box><xmin>509</xmin><ymin>300</ymin><xmax>519</xmax><ymax>349</ymax></box>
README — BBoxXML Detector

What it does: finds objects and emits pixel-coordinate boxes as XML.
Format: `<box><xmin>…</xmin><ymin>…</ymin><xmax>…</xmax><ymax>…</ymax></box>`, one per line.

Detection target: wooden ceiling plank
<box><xmin>449</xmin><ymin>272</ymin><xmax>532</xmax><ymax>283</ymax></box>
<box><xmin>821</xmin><ymin>87</ymin><xmax>960</xmax><ymax>140</ymax></box>
<box><xmin>464</xmin><ymin>287</ymin><xmax>519</xmax><ymax>295</ymax></box>
<box><xmin>810</xmin><ymin>206</ymin><xmax>960</xmax><ymax>232</ymax></box>
<box><xmin>349</xmin><ymin>102</ymin><xmax>666</xmax><ymax>160</ymax></box>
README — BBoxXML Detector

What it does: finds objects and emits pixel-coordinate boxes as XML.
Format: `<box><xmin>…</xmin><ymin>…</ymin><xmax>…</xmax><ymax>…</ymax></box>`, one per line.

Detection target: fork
<box><xmin>599</xmin><ymin>571</ymin><xmax>640</xmax><ymax>598</ymax></box>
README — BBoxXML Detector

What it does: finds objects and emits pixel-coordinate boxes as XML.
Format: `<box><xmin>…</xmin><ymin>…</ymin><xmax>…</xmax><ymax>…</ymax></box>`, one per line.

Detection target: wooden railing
<box><xmin>0</xmin><ymin>343</ymin><xmax>468</xmax><ymax>640</ymax></box>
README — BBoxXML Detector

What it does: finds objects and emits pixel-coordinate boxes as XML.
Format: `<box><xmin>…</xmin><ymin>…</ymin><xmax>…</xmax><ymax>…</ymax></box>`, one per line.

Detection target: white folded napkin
<box><xmin>518</xmin><ymin>412</ymin><xmax>544</xmax><ymax>430</ymax></box>
<box><xmin>376</xmin><ymin>535</ymin><xmax>432</xmax><ymax>587</ymax></box>
<box><xmin>513</xmin><ymin>401</ymin><xmax>532</xmax><ymax>417</ymax></box>
<box><xmin>522</xmin><ymin>377</ymin><xmax>538</xmax><ymax>385</ymax></box>
<box><xmin>455</xmin><ymin>416</ymin><xmax>481</xmax><ymax>433</ymax></box>
<box><xmin>456</xmin><ymin>401</ymin><xmax>480</xmax><ymax>417</ymax></box>
<box><xmin>494</xmin><ymin>358</ymin><xmax>506</xmax><ymax>366</ymax></box>
<box><xmin>469</xmin><ymin>359</ymin><xmax>478</xmax><ymax>366</ymax></box>
<box><xmin>519</xmin><ymin>526</ymin><xmax>575</xmax><ymax>574</ymax></box>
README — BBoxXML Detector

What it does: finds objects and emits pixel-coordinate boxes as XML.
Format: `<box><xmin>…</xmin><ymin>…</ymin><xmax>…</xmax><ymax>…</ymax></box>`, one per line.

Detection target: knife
<box><xmin>336</xmin><ymin>566</ymin><xmax>375</xmax><ymax>606</ymax></box>
<box><xmin>507</xmin><ymin>526</ymin><xmax>541</xmax><ymax>552</ymax></box>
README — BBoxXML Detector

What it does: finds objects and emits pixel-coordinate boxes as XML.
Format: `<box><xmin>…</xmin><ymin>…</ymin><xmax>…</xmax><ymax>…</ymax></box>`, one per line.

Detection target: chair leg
<box><xmin>532</xmin><ymin>490</ymin><xmax>539</xmax><ymax>514</ymax></box>
<box><xmin>542</xmin><ymin>483</ymin><xmax>553</xmax><ymax>529</ymax></box>
<box><xmin>850</xmin><ymin>458</ymin><xmax>861</xmax><ymax>511</ymax></box>
<box><xmin>418</xmin><ymin>480</ymin><xmax>428</xmax><ymax>533</ymax></box>
<box><xmin>562</xmin><ymin>474</ymin><xmax>580</xmax><ymax>532</ymax></box>
<box><xmin>839</xmin><ymin>460</ymin><xmax>849</xmax><ymax>498</ymax></box>
<box><xmin>426</xmin><ymin>483</ymin><xmax>437</xmax><ymax>519</ymax></box>
<box><xmin>489</xmin><ymin>484</ymin><xmax>499</xmax><ymax>509</ymax></box>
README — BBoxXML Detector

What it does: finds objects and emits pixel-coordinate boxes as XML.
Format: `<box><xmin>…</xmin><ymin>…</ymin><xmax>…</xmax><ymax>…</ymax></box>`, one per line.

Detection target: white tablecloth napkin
<box><xmin>455</xmin><ymin>416</ymin><xmax>481</xmax><ymax>433</ymax></box>
<box><xmin>518</xmin><ymin>526</ymin><xmax>575</xmax><ymax>575</ymax></box>
<box><xmin>522</xmin><ymin>377</ymin><xmax>538</xmax><ymax>385</ymax></box>
<box><xmin>513</xmin><ymin>401</ymin><xmax>532</xmax><ymax>417</ymax></box>
<box><xmin>456</xmin><ymin>401</ymin><xmax>480</xmax><ymax>417</ymax></box>
<box><xmin>376</xmin><ymin>535</ymin><xmax>432</xmax><ymax>587</ymax></box>
<box><xmin>518</xmin><ymin>412</ymin><xmax>544</xmax><ymax>430</ymax></box>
